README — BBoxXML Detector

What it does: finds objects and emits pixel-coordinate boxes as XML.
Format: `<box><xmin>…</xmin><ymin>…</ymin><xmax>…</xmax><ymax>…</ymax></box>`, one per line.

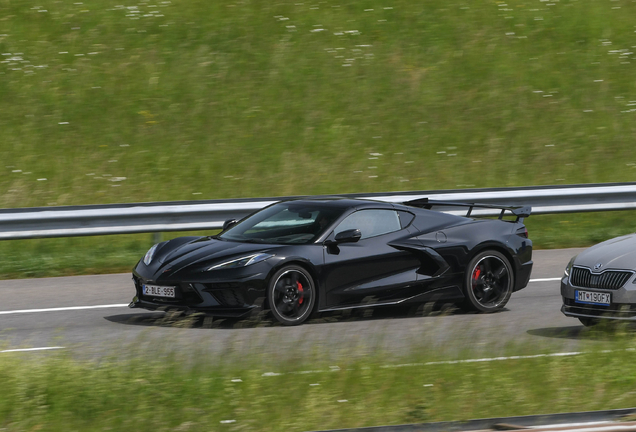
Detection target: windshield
<box><xmin>218</xmin><ymin>202</ymin><xmax>345</xmax><ymax>245</ymax></box>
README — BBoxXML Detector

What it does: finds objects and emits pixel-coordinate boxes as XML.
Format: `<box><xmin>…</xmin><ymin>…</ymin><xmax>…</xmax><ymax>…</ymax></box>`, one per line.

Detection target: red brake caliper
<box><xmin>297</xmin><ymin>281</ymin><xmax>304</xmax><ymax>305</ymax></box>
<box><xmin>472</xmin><ymin>268</ymin><xmax>481</xmax><ymax>289</ymax></box>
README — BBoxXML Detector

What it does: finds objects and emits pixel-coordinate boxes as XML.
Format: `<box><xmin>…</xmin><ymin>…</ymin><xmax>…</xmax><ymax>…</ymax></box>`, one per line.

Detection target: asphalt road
<box><xmin>0</xmin><ymin>248</ymin><xmax>610</xmax><ymax>360</ymax></box>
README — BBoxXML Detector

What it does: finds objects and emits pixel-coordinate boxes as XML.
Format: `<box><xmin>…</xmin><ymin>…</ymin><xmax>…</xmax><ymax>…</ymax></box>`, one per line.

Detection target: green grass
<box><xmin>1</xmin><ymin>0</ymin><xmax>636</xmax><ymax>276</ymax></box>
<box><xmin>2</xmin><ymin>334</ymin><xmax>636</xmax><ymax>431</ymax></box>
<box><xmin>524</xmin><ymin>210</ymin><xmax>636</xmax><ymax>249</ymax></box>
<box><xmin>1</xmin><ymin>0</ymin><xmax>636</xmax><ymax>208</ymax></box>
<box><xmin>0</xmin><ymin>230</ymin><xmax>216</xmax><ymax>279</ymax></box>
<box><xmin>0</xmin><ymin>233</ymin><xmax>151</xmax><ymax>279</ymax></box>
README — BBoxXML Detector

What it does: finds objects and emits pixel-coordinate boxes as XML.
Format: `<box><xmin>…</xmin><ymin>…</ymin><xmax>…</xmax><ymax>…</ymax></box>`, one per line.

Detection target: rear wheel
<box><xmin>462</xmin><ymin>250</ymin><xmax>513</xmax><ymax>313</ymax></box>
<box><xmin>268</xmin><ymin>265</ymin><xmax>316</xmax><ymax>326</ymax></box>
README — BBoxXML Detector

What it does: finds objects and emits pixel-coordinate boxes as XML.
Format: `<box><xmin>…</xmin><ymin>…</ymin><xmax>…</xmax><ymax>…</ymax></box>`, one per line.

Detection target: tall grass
<box><xmin>1</xmin><ymin>0</ymin><xmax>636</xmax><ymax>208</ymax></box>
<box><xmin>1</xmin><ymin>334</ymin><xmax>636</xmax><ymax>431</ymax></box>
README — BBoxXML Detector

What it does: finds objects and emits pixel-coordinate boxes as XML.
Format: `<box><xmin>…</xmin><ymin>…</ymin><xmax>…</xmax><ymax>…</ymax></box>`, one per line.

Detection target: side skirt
<box><xmin>318</xmin><ymin>286</ymin><xmax>464</xmax><ymax>312</ymax></box>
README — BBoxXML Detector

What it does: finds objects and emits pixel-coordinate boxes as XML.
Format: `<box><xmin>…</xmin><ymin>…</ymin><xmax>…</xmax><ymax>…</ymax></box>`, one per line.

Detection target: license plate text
<box><xmin>143</xmin><ymin>284</ymin><xmax>176</xmax><ymax>298</ymax></box>
<box><xmin>575</xmin><ymin>290</ymin><xmax>610</xmax><ymax>306</ymax></box>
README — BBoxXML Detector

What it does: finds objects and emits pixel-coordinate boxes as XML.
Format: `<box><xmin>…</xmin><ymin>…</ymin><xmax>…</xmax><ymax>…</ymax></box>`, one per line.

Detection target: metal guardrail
<box><xmin>1</xmin><ymin>182</ymin><xmax>636</xmax><ymax>240</ymax></box>
<box><xmin>316</xmin><ymin>407</ymin><xmax>636</xmax><ymax>432</ymax></box>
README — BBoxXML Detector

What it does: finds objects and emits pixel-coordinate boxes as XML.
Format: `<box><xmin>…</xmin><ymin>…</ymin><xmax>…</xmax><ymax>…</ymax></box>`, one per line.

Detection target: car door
<box><xmin>320</xmin><ymin>209</ymin><xmax>422</xmax><ymax>309</ymax></box>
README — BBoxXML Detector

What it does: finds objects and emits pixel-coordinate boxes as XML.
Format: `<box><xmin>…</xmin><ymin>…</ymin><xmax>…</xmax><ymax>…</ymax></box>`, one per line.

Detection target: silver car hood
<box><xmin>575</xmin><ymin>233</ymin><xmax>636</xmax><ymax>271</ymax></box>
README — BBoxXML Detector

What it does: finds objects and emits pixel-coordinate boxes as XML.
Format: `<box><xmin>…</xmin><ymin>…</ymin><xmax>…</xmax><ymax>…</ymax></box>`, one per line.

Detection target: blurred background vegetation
<box><xmin>1</xmin><ymin>0</ymin><xmax>635</xmax><ymax>277</ymax></box>
<box><xmin>2</xmin><ymin>0</ymin><xmax>636</xmax><ymax>206</ymax></box>
<box><xmin>3</xmin><ymin>336</ymin><xmax>636</xmax><ymax>431</ymax></box>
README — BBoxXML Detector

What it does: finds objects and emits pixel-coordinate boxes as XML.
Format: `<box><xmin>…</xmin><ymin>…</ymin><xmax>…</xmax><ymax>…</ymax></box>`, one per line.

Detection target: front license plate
<box><xmin>575</xmin><ymin>290</ymin><xmax>610</xmax><ymax>306</ymax></box>
<box><xmin>143</xmin><ymin>284</ymin><xmax>176</xmax><ymax>298</ymax></box>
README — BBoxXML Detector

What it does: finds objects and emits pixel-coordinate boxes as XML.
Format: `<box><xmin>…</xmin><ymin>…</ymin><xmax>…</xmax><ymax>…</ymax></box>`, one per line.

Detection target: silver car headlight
<box><xmin>207</xmin><ymin>253</ymin><xmax>274</xmax><ymax>271</ymax></box>
<box><xmin>143</xmin><ymin>244</ymin><xmax>159</xmax><ymax>266</ymax></box>
<box><xmin>564</xmin><ymin>255</ymin><xmax>577</xmax><ymax>277</ymax></box>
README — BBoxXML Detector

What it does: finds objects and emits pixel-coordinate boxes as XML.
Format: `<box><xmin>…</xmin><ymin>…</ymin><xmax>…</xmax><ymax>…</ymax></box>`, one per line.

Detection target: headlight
<box><xmin>564</xmin><ymin>255</ymin><xmax>577</xmax><ymax>277</ymax></box>
<box><xmin>143</xmin><ymin>244</ymin><xmax>159</xmax><ymax>266</ymax></box>
<box><xmin>207</xmin><ymin>253</ymin><xmax>274</xmax><ymax>271</ymax></box>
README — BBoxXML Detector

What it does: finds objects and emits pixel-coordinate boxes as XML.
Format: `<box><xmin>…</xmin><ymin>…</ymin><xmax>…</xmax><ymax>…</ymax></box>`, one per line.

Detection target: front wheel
<box><xmin>268</xmin><ymin>265</ymin><xmax>316</xmax><ymax>326</ymax></box>
<box><xmin>462</xmin><ymin>250</ymin><xmax>514</xmax><ymax>313</ymax></box>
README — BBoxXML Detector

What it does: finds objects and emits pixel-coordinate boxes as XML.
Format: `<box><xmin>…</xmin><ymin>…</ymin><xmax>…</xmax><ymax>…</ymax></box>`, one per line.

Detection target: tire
<box><xmin>268</xmin><ymin>265</ymin><xmax>316</xmax><ymax>326</ymax></box>
<box><xmin>462</xmin><ymin>250</ymin><xmax>514</xmax><ymax>313</ymax></box>
<box><xmin>578</xmin><ymin>317</ymin><xmax>600</xmax><ymax>327</ymax></box>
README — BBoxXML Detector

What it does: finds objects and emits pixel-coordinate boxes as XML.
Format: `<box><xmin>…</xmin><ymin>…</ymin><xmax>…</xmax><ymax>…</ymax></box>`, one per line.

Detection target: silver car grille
<box><xmin>571</xmin><ymin>266</ymin><xmax>633</xmax><ymax>290</ymax></box>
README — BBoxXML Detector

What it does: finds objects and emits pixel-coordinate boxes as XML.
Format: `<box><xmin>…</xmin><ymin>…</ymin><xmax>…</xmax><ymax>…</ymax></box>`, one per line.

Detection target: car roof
<box><xmin>278</xmin><ymin>197</ymin><xmax>470</xmax><ymax>224</ymax></box>
<box><xmin>280</xmin><ymin>197</ymin><xmax>397</xmax><ymax>210</ymax></box>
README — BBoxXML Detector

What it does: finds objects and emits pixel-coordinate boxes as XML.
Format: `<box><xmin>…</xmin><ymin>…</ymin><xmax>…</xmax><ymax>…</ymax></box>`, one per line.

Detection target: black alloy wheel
<box><xmin>268</xmin><ymin>265</ymin><xmax>316</xmax><ymax>325</ymax></box>
<box><xmin>462</xmin><ymin>250</ymin><xmax>514</xmax><ymax>312</ymax></box>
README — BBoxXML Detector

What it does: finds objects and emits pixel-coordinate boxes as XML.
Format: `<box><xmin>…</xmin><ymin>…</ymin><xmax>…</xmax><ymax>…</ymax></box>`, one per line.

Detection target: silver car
<box><xmin>561</xmin><ymin>234</ymin><xmax>636</xmax><ymax>326</ymax></box>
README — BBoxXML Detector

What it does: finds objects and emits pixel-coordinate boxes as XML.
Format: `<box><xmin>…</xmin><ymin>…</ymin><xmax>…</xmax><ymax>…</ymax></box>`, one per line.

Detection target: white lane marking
<box><xmin>378</xmin><ymin>351</ymin><xmax>584</xmax><ymax>369</ymax></box>
<box><xmin>530</xmin><ymin>277</ymin><xmax>562</xmax><ymax>282</ymax></box>
<box><xmin>534</xmin><ymin>422</ymin><xmax>612</xmax><ymax>429</ymax></box>
<box><xmin>1</xmin><ymin>346</ymin><xmax>65</xmax><ymax>353</ymax></box>
<box><xmin>0</xmin><ymin>304</ymin><xmax>129</xmax><ymax>315</ymax></box>
<box><xmin>262</xmin><ymin>351</ymin><xmax>588</xmax><ymax>376</ymax></box>
<box><xmin>537</xmin><ymin>425</ymin><xmax>636</xmax><ymax>432</ymax></box>
<box><xmin>419</xmin><ymin>351</ymin><xmax>583</xmax><ymax>366</ymax></box>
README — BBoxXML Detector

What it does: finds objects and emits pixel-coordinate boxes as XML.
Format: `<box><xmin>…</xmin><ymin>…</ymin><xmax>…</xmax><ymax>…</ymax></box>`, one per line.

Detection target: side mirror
<box><xmin>334</xmin><ymin>229</ymin><xmax>362</xmax><ymax>243</ymax></box>
<box><xmin>222</xmin><ymin>219</ymin><xmax>238</xmax><ymax>231</ymax></box>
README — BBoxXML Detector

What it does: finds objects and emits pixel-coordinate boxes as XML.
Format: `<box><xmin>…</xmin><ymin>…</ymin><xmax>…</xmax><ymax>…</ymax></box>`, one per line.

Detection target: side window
<box><xmin>397</xmin><ymin>211</ymin><xmax>415</xmax><ymax>228</ymax></box>
<box><xmin>333</xmin><ymin>209</ymin><xmax>401</xmax><ymax>240</ymax></box>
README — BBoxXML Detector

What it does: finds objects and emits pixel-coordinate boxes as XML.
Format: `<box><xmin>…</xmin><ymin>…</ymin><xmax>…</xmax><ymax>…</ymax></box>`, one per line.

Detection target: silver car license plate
<box><xmin>575</xmin><ymin>290</ymin><xmax>610</xmax><ymax>306</ymax></box>
<box><xmin>143</xmin><ymin>284</ymin><xmax>176</xmax><ymax>298</ymax></box>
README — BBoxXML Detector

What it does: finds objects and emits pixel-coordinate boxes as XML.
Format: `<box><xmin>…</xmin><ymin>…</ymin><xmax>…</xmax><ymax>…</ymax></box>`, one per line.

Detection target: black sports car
<box><xmin>129</xmin><ymin>198</ymin><xmax>533</xmax><ymax>325</ymax></box>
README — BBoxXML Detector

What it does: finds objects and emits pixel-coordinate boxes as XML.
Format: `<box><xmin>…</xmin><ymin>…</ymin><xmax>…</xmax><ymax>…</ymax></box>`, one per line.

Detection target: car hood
<box><xmin>142</xmin><ymin>237</ymin><xmax>284</xmax><ymax>277</ymax></box>
<box><xmin>575</xmin><ymin>233</ymin><xmax>636</xmax><ymax>271</ymax></box>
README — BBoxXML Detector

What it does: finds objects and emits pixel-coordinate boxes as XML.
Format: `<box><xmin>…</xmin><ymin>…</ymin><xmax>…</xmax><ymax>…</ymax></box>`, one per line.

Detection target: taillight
<box><xmin>516</xmin><ymin>226</ymin><xmax>528</xmax><ymax>238</ymax></box>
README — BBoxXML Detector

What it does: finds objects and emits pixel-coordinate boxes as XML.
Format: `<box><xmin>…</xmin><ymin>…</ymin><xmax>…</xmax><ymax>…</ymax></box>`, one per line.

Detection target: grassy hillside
<box><xmin>1</xmin><ymin>0</ymin><xmax>636</xmax><ymax>208</ymax></box>
<box><xmin>1</xmin><ymin>0</ymin><xmax>636</xmax><ymax>278</ymax></box>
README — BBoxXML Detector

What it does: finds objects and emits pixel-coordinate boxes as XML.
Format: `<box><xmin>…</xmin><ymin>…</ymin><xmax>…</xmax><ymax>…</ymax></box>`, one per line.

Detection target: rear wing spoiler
<box><xmin>403</xmin><ymin>198</ymin><xmax>531</xmax><ymax>222</ymax></box>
